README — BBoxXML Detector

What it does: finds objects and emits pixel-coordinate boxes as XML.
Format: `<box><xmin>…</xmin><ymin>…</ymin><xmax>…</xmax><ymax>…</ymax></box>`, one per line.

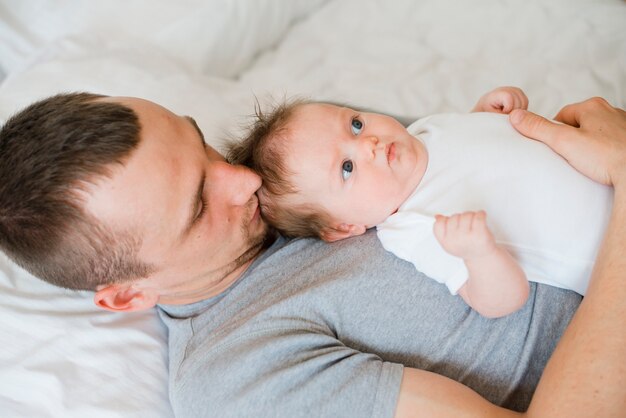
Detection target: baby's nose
<box><xmin>365</xmin><ymin>135</ymin><xmax>379</xmax><ymax>145</ymax></box>
<box><xmin>360</xmin><ymin>135</ymin><xmax>381</xmax><ymax>159</ymax></box>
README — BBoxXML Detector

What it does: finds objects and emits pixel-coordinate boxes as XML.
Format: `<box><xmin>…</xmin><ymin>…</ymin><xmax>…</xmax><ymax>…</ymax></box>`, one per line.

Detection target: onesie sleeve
<box><xmin>377</xmin><ymin>211</ymin><xmax>468</xmax><ymax>294</ymax></box>
<box><xmin>169</xmin><ymin>324</ymin><xmax>404</xmax><ymax>418</ymax></box>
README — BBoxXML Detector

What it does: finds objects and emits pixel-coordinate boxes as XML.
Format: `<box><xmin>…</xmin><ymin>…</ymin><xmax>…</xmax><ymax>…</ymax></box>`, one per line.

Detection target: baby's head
<box><xmin>228</xmin><ymin>99</ymin><xmax>428</xmax><ymax>241</ymax></box>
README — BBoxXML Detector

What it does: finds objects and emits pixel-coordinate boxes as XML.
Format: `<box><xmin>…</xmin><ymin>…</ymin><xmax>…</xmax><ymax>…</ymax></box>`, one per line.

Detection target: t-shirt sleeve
<box><xmin>377</xmin><ymin>211</ymin><xmax>468</xmax><ymax>294</ymax></box>
<box><xmin>170</xmin><ymin>325</ymin><xmax>404</xmax><ymax>418</ymax></box>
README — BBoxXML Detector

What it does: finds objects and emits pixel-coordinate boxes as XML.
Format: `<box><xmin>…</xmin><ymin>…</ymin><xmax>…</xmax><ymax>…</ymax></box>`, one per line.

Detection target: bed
<box><xmin>0</xmin><ymin>0</ymin><xmax>625</xmax><ymax>416</ymax></box>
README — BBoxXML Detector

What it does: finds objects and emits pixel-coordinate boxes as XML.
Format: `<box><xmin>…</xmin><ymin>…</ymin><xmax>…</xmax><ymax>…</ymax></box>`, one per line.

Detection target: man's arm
<box><xmin>511</xmin><ymin>99</ymin><xmax>626</xmax><ymax>417</ymax></box>
<box><xmin>525</xmin><ymin>172</ymin><xmax>626</xmax><ymax>417</ymax></box>
<box><xmin>395</xmin><ymin>368</ymin><xmax>521</xmax><ymax>417</ymax></box>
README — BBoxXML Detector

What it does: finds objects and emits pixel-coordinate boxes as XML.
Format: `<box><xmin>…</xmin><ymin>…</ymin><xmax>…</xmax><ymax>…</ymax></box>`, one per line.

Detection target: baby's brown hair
<box><xmin>227</xmin><ymin>98</ymin><xmax>335</xmax><ymax>238</ymax></box>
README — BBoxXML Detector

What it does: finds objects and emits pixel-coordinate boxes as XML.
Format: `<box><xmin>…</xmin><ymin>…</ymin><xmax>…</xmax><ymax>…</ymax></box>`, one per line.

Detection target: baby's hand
<box><xmin>433</xmin><ymin>211</ymin><xmax>497</xmax><ymax>259</ymax></box>
<box><xmin>472</xmin><ymin>86</ymin><xmax>528</xmax><ymax>114</ymax></box>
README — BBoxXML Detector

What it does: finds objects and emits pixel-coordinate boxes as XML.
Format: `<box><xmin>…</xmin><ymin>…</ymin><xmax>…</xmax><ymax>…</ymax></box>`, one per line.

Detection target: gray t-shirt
<box><xmin>159</xmin><ymin>231</ymin><xmax>581</xmax><ymax>417</ymax></box>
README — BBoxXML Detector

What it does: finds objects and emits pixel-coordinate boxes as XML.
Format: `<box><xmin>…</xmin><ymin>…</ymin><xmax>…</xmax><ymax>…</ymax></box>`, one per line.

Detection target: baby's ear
<box><xmin>319</xmin><ymin>223</ymin><xmax>366</xmax><ymax>242</ymax></box>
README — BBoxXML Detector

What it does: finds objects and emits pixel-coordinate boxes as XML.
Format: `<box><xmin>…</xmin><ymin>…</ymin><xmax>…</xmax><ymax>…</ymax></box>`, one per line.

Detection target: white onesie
<box><xmin>376</xmin><ymin>112</ymin><xmax>612</xmax><ymax>295</ymax></box>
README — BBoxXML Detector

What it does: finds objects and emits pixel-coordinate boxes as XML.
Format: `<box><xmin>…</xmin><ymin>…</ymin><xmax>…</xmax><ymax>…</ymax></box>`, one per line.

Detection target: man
<box><xmin>0</xmin><ymin>93</ymin><xmax>624</xmax><ymax>417</ymax></box>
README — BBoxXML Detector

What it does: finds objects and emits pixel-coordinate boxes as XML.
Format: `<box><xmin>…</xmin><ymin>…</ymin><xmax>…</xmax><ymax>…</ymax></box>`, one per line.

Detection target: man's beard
<box><xmin>222</xmin><ymin>198</ymin><xmax>278</xmax><ymax>277</ymax></box>
<box><xmin>229</xmin><ymin>222</ymin><xmax>276</xmax><ymax>273</ymax></box>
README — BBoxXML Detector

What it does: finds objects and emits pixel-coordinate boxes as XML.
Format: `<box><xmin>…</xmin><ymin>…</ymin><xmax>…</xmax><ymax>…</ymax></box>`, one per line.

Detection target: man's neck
<box><xmin>157</xmin><ymin>230</ymin><xmax>278</xmax><ymax>306</ymax></box>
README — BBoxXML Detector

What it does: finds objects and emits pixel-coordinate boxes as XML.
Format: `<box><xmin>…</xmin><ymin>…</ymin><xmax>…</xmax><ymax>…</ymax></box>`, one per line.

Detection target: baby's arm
<box><xmin>472</xmin><ymin>86</ymin><xmax>528</xmax><ymax>113</ymax></box>
<box><xmin>433</xmin><ymin>211</ymin><xmax>529</xmax><ymax>318</ymax></box>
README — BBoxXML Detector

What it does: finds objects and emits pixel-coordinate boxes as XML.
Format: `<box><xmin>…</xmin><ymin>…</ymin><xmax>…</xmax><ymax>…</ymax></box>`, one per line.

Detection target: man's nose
<box><xmin>212</xmin><ymin>162</ymin><xmax>262</xmax><ymax>206</ymax></box>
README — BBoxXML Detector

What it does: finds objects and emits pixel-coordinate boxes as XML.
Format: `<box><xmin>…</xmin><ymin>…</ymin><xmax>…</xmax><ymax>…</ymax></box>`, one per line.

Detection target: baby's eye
<box><xmin>351</xmin><ymin>117</ymin><xmax>363</xmax><ymax>135</ymax></box>
<box><xmin>341</xmin><ymin>159</ymin><xmax>354</xmax><ymax>181</ymax></box>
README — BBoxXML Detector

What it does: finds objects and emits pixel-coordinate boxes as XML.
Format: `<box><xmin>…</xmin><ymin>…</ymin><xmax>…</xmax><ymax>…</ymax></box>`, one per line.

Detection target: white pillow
<box><xmin>0</xmin><ymin>0</ymin><xmax>329</xmax><ymax>79</ymax></box>
<box><xmin>0</xmin><ymin>252</ymin><xmax>173</xmax><ymax>417</ymax></box>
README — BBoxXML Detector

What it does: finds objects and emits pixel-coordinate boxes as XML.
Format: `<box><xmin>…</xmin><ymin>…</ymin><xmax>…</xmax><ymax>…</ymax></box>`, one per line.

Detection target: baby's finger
<box><xmin>512</xmin><ymin>88</ymin><xmax>529</xmax><ymax>110</ymax></box>
<box><xmin>519</xmin><ymin>90</ymin><xmax>529</xmax><ymax>110</ymax></box>
<box><xmin>458</xmin><ymin>212</ymin><xmax>474</xmax><ymax>231</ymax></box>
<box><xmin>433</xmin><ymin>215</ymin><xmax>448</xmax><ymax>241</ymax></box>
<box><xmin>500</xmin><ymin>94</ymin><xmax>514</xmax><ymax>113</ymax></box>
<box><xmin>450</xmin><ymin>213</ymin><xmax>463</xmax><ymax>229</ymax></box>
<box><xmin>472</xmin><ymin>210</ymin><xmax>487</xmax><ymax>229</ymax></box>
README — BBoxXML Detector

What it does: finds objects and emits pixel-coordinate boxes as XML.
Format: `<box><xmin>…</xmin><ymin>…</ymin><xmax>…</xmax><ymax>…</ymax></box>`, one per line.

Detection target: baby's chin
<box><xmin>365</xmin><ymin>208</ymin><xmax>401</xmax><ymax>229</ymax></box>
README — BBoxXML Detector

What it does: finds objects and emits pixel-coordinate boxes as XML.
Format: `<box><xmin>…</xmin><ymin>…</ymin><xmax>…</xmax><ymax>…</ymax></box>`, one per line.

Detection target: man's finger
<box><xmin>554</xmin><ymin>103</ymin><xmax>582</xmax><ymax>128</ymax></box>
<box><xmin>509</xmin><ymin>109</ymin><xmax>573</xmax><ymax>151</ymax></box>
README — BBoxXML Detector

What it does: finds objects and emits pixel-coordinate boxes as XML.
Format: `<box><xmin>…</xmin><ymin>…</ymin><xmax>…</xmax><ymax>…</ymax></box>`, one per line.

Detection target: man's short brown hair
<box><xmin>0</xmin><ymin>92</ymin><xmax>153</xmax><ymax>290</ymax></box>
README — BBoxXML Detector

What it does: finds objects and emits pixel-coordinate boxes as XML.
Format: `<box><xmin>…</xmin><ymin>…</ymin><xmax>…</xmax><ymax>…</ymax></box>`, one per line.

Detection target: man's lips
<box><xmin>252</xmin><ymin>204</ymin><xmax>261</xmax><ymax>222</ymax></box>
<box><xmin>249</xmin><ymin>195</ymin><xmax>261</xmax><ymax>223</ymax></box>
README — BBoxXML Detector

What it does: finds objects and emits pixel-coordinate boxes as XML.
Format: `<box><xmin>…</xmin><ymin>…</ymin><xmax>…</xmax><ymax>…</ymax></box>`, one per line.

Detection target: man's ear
<box><xmin>319</xmin><ymin>223</ymin><xmax>367</xmax><ymax>242</ymax></box>
<box><xmin>94</xmin><ymin>283</ymin><xmax>159</xmax><ymax>312</ymax></box>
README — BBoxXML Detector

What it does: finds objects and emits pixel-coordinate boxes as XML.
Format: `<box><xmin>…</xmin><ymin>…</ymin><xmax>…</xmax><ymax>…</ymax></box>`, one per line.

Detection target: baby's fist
<box><xmin>472</xmin><ymin>86</ymin><xmax>529</xmax><ymax>114</ymax></box>
<box><xmin>433</xmin><ymin>211</ymin><xmax>497</xmax><ymax>259</ymax></box>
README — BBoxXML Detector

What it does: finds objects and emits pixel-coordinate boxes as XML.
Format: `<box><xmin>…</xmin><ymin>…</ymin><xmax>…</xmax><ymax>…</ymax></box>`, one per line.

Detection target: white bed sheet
<box><xmin>1</xmin><ymin>0</ymin><xmax>625</xmax><ymax>416</ymax></box>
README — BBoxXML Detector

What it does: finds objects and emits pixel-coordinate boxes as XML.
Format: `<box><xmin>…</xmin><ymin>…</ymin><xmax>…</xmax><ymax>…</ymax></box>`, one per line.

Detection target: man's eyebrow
<box><xmin>185</xmin><ymin>116</ymin><xmax>206</xmax><ymax>145</ymax></box>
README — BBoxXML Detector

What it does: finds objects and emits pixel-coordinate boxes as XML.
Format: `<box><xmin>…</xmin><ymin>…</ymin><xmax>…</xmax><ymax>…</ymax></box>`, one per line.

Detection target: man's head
<box><xmin>0</xmin><ymin>93</ymin><xmax>271</xmax><ymax>310</ymax></box>
<box><xmin>229</xmin><ymin>100</ymin><xmax>428</xmax><ymax>242</ymax></box>
<box><xmin>0</xmin><ymin>92</ymin><xmax>152</xmax><ymax>290</ymax></box>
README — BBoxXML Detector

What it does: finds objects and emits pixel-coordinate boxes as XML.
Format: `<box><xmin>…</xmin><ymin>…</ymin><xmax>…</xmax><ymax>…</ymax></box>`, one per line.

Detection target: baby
<box><xmin>228</xmin><ymin>87</ymin><xmax>612</xmax><ymax>318</ymax></box>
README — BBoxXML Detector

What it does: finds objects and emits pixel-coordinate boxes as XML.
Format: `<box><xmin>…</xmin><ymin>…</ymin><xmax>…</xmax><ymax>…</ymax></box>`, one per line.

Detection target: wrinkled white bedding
<box><xmin>1</xmin><ymin>0</ymin><xmax>625</xmax><ymax>416</ymax></box>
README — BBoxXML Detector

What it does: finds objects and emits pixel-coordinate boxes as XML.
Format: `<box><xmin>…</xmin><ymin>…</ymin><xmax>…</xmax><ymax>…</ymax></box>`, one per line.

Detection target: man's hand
<box><xmin>510</xmin><ymin>97</ymin><xmax>626</xmax><ymax>187</ymax></box>
<box><xmin>433</xmin><ymin>211</ymin><xmax>496</xmax><ymax>259</ymax></box>
<box><xmin>472</xmin><ymin>86</ymin><xmax>529</xmax><ymax>114</ymax></box>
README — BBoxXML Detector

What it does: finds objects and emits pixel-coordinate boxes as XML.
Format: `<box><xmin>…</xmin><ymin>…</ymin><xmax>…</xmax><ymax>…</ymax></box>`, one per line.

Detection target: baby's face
<box><xmin>281</xmin><ymin>103</ymin><xmax>428</xmax><ymax>229</ymax></box>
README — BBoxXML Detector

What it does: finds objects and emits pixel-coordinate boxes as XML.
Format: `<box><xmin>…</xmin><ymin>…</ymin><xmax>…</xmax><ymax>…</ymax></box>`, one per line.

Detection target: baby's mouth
<box><xmin>386</xmin><ymin>142</ymin><xmax>396</xmax><ymax>164</ymax></box>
